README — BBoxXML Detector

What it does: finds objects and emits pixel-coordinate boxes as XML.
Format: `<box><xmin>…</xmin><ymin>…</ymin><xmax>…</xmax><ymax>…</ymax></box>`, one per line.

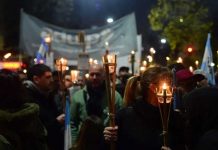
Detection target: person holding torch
<box><xmin>104</xmin><ymin>66</ymin><xmax>185</xmax><ymax>150</ymax></box>
<box><xmin>70</xmin><ymin>63</ymin><xmax>123</xmax><ymax>147</ymax></box>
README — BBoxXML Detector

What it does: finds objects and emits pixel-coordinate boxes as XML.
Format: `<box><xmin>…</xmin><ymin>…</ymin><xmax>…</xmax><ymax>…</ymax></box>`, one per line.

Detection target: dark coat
<box><xmin>0</xmin><ymin>103</ymin><xmax>48</xmax><ymax>150</ymax></box>
<box><xmin>23</xmin><ymin>80</ymin><xmax>64</xmax><ymax>150</ymax></box>
<box><xmin>183</xmin><ymin>87</ymin><xmax>218</xmax><ymax>150</ymax></box>
<box><xmin>116</xmin><ymin>99</ymin><xmax>163</xmax><ymax>150</ymax></box>
<box><xmin>116</xmin><ymin>98</ymin><xmax>185</xmax><ymax>150</ymax></box>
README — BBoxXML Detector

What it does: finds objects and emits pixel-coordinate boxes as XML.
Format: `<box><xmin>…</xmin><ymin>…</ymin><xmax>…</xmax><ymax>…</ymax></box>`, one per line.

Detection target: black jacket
<box><xmin>116</xmin><ymin>99</ymin><xmax>162</xmax><ymax>150</ymax></box>
<box><xmin>23</xmin><ymin>80</ymin><xmax>64</xmax><ymax>150</ymax></box>
<box><xmin>0</xmin><ymin>103</ymin><xmax>48</xmax><ymax>150</ymax></box>
<box><xmin>116</xmin><ymin>98</ymin><xmax>185</xmax><ymax>150</ymax></box>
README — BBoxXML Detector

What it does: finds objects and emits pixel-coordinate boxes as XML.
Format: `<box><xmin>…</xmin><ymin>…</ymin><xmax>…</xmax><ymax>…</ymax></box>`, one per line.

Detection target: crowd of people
<box><xmin>0</xmin><ymin>62</ymin><xmax>218</xmax><ymax>150</ymax></box>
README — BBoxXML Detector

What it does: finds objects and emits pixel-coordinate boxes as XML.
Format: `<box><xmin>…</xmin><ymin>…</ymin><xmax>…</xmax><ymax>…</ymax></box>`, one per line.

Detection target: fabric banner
<box><xmin>19</xmin><ymin>11</ymin><xmax>137</xmax><ymax>60</ymax></box>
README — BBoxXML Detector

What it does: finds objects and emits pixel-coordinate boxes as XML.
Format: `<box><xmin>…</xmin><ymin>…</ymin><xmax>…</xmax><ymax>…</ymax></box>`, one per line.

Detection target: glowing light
<box><xmin>187</xmin><ymin>47</ymin><xmax>193</xmax><ymax>53</ymax></box>
<box><xmin>176</xmin><ymin>57</ymin><xmax>183</xmax><ymax>63</ymax></box>
<box><xmin>166</xmin><ymin>57</ymin><xmax>170</xmax><ymax>61</ymax></box>
<box><xmin>140</xmin><ymin>66</ymin><xmax>146</xmax><ymax>72</ymax></box>
<box><xmin>189</xmin><ymin>66</ymin><xmax>193</xmax><ymax>72</ymax></box>
<box><xmin>195</xmin><ymin>60</ymin><xmax>199</xmax><ymax>66</ymax></box>
<box><xmin>210</xmin><ymin>62</ymin><xmax>215</xmax><ymax>67</ymax></box>
<box><xmin>44</xmin><ymin>35</ymin><xmax>51</xmax><ymax>43</ymax></box>
<box><xmin>142</xmin><ymin>60</ymin><xmax>147</xmax><ymax>66</ymax></box>
<box><xmin>105</xmin><ymin>41</ymin><xmax>109</xmax><ymax>46</ymax></box>
<box><xmin>147</xmin><ymin>55</ymin><xmax>153</xmax><ymax>63</ymax></box>
<box><xmin>93</xmin><ymin>59</ymin><xmax>98</xmax><ymax>64</ymax></box>
<box><xmin>85</xmin><ymin>73</ymin><xmax>89</xmax><ymax>79</ymax></box>
<box><xmin>71</xmin><ymin>70</ymin><xmax>80</xmax><ymax>82</ymax></box>
<box><xmin>149</xmin><ymin>47</ymin><xmax>156</xmax><ymax>54</ymax></box>
<box><xmin>23</xmin><ymin>69</ymin><xmax>27</xmax><ymax>74</ymax></box>
<box><xmin>56</xmin><ymin>57</ymin><xmax>68</xmax><ymax>71</ymax></box>
<box><xmin>131</xmin><ymin>50</ymin><xmax>135</xmax><ymax>55</ymax></box>
<box><xmin>1</xmin><ymin>62</ymin><xmax>21</xmax><ymax>69</ymax></box>
<box><xmin>39</xmin><ymin>59</ymin><xmax>44</xmax><ymax>64</ymax></box>
<box><xmin>107</xmin><ymin>17</ymin><xmax>114</xmax><ymax>23</ymax></box>
<box><xmin>4</xmin><ymin>53</ymin><xmax>12</xmax><ymax>59</ymax></box>
<box><xmin>161</xmin><ymin>38</ymin><xmax>166</xmax><ymax>44</ymax></box>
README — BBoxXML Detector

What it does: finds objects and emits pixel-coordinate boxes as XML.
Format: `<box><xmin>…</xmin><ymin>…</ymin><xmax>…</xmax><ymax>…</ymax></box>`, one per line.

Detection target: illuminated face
<box><xmin>34</xmin><ymin>71</ymin><xmax>53</xmax><ymax>92</ymax></box>
<box><xmin>88</xmin><ymin>65</ymin><xmax>104</xmax><ymax>88</ymax></box>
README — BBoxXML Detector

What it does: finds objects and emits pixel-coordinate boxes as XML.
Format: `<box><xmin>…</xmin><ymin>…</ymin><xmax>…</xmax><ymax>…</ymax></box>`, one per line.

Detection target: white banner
<box><xmin>19</xmin><ymin>11</ymin><xmax>138</xmax><ymax>61</ymax></box>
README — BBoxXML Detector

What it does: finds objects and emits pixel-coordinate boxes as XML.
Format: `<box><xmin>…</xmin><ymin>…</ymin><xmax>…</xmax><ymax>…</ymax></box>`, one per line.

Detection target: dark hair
<box><xmin>140</xmin><ymin>66</ymin><xmax>172</xmax><ymax>96</ymax></box>
<box><xmin>168</xmin><ymin>63</ymin><xmax>185</xmax><ymax>72</ymax></box>
<box><xmin>52</xmin><ymin>70</ymin><xmax>59</xmax><ymax>77</ymax></box>
<box><xmin>27</xmin><ymin>64</ymin><xmax>51</xmax><ymax>81</ymax></box>
<box><xmin>74</xmin><ymin>115</ymin><xmax>104</xmax><ymax>150</ymax></box>
<box><xmin>119</xmin><ymin>66</ymin><xmax>129</xmax><ymax>73</ymax></box>
<box><xmin>0</xmin><ymin>69</ymin><xmax>25</xmax><ymax>109</ymax></box>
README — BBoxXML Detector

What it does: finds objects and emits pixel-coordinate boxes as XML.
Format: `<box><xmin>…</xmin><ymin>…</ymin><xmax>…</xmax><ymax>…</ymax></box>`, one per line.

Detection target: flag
<box><xmin>201</xmin><ymin>33</ymin><xmax>216</xmax><ymax>85</ymax></box>
<box><xmin>36</xmin><ymin>38</ymin><xmax>48</xmax><ymax>64</ymax></box>
<box><xmin>64</xmin><ymin>96</ymin><xmax>72</xmax><ymax>150</ymax></box>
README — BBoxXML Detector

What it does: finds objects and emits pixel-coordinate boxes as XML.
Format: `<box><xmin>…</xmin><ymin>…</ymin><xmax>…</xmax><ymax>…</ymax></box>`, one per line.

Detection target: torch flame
<box><xmin>163</xmin><ymin>83</ymin><xmax>167</xmax><ymax>90</ymax></box>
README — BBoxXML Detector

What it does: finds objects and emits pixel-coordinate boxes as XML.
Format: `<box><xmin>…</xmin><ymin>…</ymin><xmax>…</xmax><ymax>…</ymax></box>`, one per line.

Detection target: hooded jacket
<box><xmin>0</xmin><ymin>103</ymin><xmax>47</xmax><ymax>150</ymax></box>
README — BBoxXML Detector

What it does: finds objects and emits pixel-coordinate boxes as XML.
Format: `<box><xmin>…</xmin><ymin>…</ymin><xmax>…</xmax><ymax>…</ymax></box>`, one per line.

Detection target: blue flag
<box><xmin>201</xmin><ymin>33</ymin><xmax>215</xmax><ymax>85</ymax></box>
<box><xmin>64</xmin><ymin>96</ymin><xmax>72</xmax><ymax>150</ymax></box>
<box><xmin>36</xmin><ymin>38</ymin><xmax>48</xmax><ymax>64</ymax></box>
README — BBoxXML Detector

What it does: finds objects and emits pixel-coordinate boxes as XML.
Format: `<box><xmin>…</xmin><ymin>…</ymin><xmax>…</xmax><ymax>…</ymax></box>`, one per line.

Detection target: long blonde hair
<box><xmin>123</xmin><ymin>75</ymin><xmax>141</xmax><ymax>107</ymax></box>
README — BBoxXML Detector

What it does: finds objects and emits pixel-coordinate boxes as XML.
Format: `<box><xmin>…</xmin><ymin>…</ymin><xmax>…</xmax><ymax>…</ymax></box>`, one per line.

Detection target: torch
<box><xmin>130</xmin><ymin>50</ymin><xmax>135</xmax><ymax>76</ymax></box>
<box><xmin>156</xmin><ymin>83</ymin><xmax>173</xmax><ymax>148</ymax></box>
<box><xmin>102</xmin><ymin>53</ymin><xmax>116</xmax><ymax>126</ymax></box>
<box><xmin>102</xmin><ymin>53</ymin><xmax>117</xmax><ymax>150</ymax></box>
<box><xmin>56</xmin><ymin>57</ymin><xmax>68</xmax><ymax>109</ymax></box>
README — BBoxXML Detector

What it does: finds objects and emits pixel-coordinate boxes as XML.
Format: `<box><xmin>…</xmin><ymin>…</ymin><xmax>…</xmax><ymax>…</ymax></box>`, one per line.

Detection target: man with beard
<box><xmin>71</xmin><ymin>64</ymin><xmax>123</xmax><ymax>145</ymax></box>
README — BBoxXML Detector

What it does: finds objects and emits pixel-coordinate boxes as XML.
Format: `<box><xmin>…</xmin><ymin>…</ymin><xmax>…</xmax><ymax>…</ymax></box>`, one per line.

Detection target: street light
<box><xmin>187</xmin><ymin>47</ymin><xmax>193</xmax><ymax>53</ymax></box>
<box><xmin>161</xmin><ymin>38</ymin><xmax>167</xmax><ymax>44</ymax></box>
<box><xmin>107</xmin><ymin>17</ymin><xmax>114</xmax><ymax>23</ymax></box>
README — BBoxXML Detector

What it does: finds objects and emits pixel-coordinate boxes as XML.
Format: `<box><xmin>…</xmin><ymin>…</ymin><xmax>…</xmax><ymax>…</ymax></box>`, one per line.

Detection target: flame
<box><xmin>162</xmin><ymin>83</ymin><xmax>167</xmax><ymax>90</ymax></box>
